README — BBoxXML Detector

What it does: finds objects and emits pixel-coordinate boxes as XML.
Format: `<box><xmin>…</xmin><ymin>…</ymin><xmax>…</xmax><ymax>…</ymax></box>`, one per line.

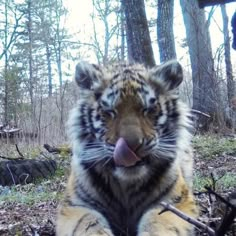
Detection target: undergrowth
<box><xmin>193</xmin><ymin>173</ymin><xmax>236</xmax><ymax>192</ymax></box>
<box><xmin>193</xmin><ymin>135</ymin><xmax>236</xmax><ymax>159</ymax></box>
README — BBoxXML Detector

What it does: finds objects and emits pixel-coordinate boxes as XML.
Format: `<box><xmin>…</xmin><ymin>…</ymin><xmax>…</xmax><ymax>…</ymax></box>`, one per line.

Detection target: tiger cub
<box><xmin>56</xmin><ymin>60</ymin><xmax>198</xmax><ymax>236</ymax></box>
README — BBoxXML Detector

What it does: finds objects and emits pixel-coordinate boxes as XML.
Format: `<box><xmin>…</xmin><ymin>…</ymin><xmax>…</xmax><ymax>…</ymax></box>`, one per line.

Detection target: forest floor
<box><xmin>0</xmin><ymin>135</ymin><xmax>236</xmax><ymax>236</ymax></box>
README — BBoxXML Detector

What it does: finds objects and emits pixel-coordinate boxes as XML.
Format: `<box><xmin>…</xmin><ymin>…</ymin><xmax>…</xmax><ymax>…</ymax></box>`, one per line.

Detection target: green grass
<box><xmin>193</xmin><ymin>174</ymin><xmax>212</xmax><ymax>191</ymax></box>
<box><xmin>193</xmin><ymin>173</ymin><xmax>236</xmax><ymax>191</ymax></box>
<box><xmin>193</xmin><ymin>135</ymin><xmax>236</xmax><ymax>159</ymax></box>
<box><xmin>0</xmin><ymin>190</ymin><xmax>62</xmax><ymax>205</ymax></box>
<box><xmin>217</xmin><ymin>173</ymin><xmax>236</xmax><ymax>189</ymax></box>
<box><xmin>0</xmin><ymin>174</ymin><xmax>66</xmax><ymax>205</ymax></box>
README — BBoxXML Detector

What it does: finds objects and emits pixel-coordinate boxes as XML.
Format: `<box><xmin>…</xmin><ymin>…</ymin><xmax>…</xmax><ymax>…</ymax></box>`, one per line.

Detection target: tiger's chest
<box><xmin>85</xmin><ymin>179</ymin><xmax>166</xmax><ymax>236</ymax></box>
<box><xmin>101</xmin><ymin>194</ymin><xmax>159</xmax><ymax>236</ymax></box>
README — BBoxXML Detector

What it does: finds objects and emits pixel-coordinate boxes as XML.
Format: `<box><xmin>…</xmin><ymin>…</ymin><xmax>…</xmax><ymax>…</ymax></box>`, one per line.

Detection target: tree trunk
<box><xmin>157</xmin><ymin>0</ymin><xmax>176</xmax><ymax>62</ymax></box>
<box><xmin>4</xmin><ymin>0</ymin><xmax>9</xmax><ymax>124</ymax></box>
<box><xmin>46</xmin><ymin>44</ymin><xmax>53</xmax><ymax>97</ymax></box>
<box><xmin>54</xmin><ymin>0</ymin><xmax>63</xmax><ymax>88</ymax></box>
<box><xmin>220</xmin><ymin>4</ymin><xmax>235</xmax><ymax>104</ymax></box>
<box><xmin>121</xmin><ymin>0</ymin><xmax>155</xmax><ymax>67</ymax></box>
<box><xmin>27</xmin><ymin>0</ymin><xmax>34</xmax><ymax>116</ymax></box>
<box><xmin>180</xmin><ymin>0</ymin><xmax>221</xmax><ymax>129</ymax></box>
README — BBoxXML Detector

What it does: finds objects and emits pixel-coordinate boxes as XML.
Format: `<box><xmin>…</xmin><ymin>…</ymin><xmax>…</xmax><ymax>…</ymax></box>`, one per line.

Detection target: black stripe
<box><xmin>112</xmin><ymin>74</ymin><xmax>120</xmax><ymax>80</ymax></box>
<box><xmin>72</xmin><ymin>213</ymin><xmax>90</xmax><ymax>236</ymax></box>
<box><xmin>128</xmin><ymin>160</ymin><xmax>174</xmax><ymax>211</ymax></box>
<box><xmin>130</xmin><ymin>75</ymin><xmax>145</xmax><ymax>85</ymax></box>
<box><xmin>75</xmin><ymin>182</ymin><xmax>106</xmax><ymax>211</ymax></box>
<box><xmin>107</xmin><ymin>91</ymin><xmax>115</xmax><ymax>99</ymax></box>
<box><xmin>101</xmin><ymin>100</ymin><xmax>109</xmax><ymax>107</ymax></box>
<box><xmin>168</xmin><ymin>227</ymin><xmax>180</xmax><ymax>236</ymax></box>
<box><xmin>123</xmin><ymin>69</ymin><xmax>134</xmax><ymax>74</ymax></box>
<box><xmin>85</xmin><ymin>219</ymin><xmax>99</xmax><ymax>231</ymax></box>
<box><xmin>94</xmin><ymin>92</ymin><xmax>102</xmax><ymax>100</ymax></box>
<box><xmin>92</xmin><ymin>64</ymin><xmax>102</xmax><ymax>73</ymax></box>
<box><xmin>87</xmin><ymin>168</ymin><xmax>123</xmax><ymax>211</ymax></box>
<box><xmin>137</xmin><ymin>73</ymin><xmax>146</xmax><ymax>81</ymax></box>
<box><xmin>88</xmin><ymin>108</ymin><xmax>97</xmax><ymax>134</ymax></box>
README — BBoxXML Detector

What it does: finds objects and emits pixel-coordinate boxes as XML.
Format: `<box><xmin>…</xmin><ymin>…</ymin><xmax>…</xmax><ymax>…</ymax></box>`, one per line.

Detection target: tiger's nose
<box><xmin>121</xmin><ymin>135</ymin><xmax>142</xmax><ymax>151</ymax></box>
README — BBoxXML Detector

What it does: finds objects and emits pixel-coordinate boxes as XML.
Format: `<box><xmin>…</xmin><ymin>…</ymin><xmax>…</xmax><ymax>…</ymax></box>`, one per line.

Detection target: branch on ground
<box><xmin>159</xmin><ymin>201</ymin><xmax>216</xmax><ymax>236</ymax></box>
<box><xmin>205</xmin><ymin>186</ymin><xmax>236</xmax><ymax>235</ymax></box>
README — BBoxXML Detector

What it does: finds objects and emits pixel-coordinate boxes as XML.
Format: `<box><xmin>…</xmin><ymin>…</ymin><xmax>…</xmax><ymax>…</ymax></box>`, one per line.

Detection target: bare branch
<box><xmin>0</xmin><ymin>12</ymin><xmax>25</xmax><ymax>60</ymax></box>
<box><xmin>205</xmin><ymin>187</ymin><xmax>236</xmax><ymax>210</ymax></box>
<box><xmin>15</xmin><ymin>144</ymin><xmax>24</xmax><ymax>158</ymax></box>
<box><xmin>159</xmin><ymin>201</ymin><xmax>216</xmax><ymax>236</ymax></box>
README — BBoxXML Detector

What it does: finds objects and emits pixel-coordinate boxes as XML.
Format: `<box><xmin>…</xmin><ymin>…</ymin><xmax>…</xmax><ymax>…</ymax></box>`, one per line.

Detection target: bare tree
<box><xmin>0</xmin><ymin>0</ymin><xmax>24</xmax><ymax>123</ymax></box>
<box><xmin>220</xmin><ymin>4</ymin><xmax>235</xmax><ymax>105</ymax></box>
<box><xmin>180</xmin><ymin>0</ymin><xmax>221</xmax><ymax>129</ymax></box>
<box><xmin>121</xmin><ymin>0</ymin><xmax>155</xmax><ymax>67</ymax></box>
<box><xmin>157</xmin><ymin>0</ymin><xmax>177</xmax><ymax>62</ymax></box>
<box><xmin>25</xmin><ymin>0</ymin><xmax>35</xmax><ymax>120</ymax></box>
<box><xmin>91</xmin><ymin>0</ymin><xmax>121</xmax><ymax>64</ymax></box>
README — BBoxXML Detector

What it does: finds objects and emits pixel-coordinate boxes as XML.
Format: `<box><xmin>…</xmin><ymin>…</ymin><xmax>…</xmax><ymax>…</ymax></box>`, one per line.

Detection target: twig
<box><xmin>0</xmin><ymin>155</ymin><xmax>23</xmax><ymax>160</ymax></box>
<box><xmin>0</xmin><ymin>155</ymin><xmax>11</xmax><ymax>160</ymax></box>
<box><xmin>205</xmin><ymin>186</ymin><xmax>236</xmax><ymax>209</ymax></box>
<box><xmin>15</xmin><ymin>144</ymin><xmax>24</xmax><ymax>158</ymax></box>
<box><xmin>19</xmin><ymin>173</ymin><xmax>30</xmax><ymax>185</ymax></box>
<box><xmin>159</xmin><ymin>201</ymin><xmax>216</xmax><ymax>236</ymax></box>
<box><xmin>6</xmin><ymin>164</ymin><xmax>16</xmax><ymax>185</ymax></box>
<box><xmin>205</xmin><ymin>186</ymin><xmax>236</xmax><ymax>235</ymax></box>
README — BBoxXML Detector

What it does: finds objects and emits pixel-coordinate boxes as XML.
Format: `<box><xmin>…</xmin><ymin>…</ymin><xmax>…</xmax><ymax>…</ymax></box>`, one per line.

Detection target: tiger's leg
<box><xmin>56</xmin><ymin>203</ymin><xmax>114</xmax><ymax>236</ymax></box>
<box><xmin>138</xmin><ymin>181</ymin><xmax>198</xmax><ymax>236</ymax></box>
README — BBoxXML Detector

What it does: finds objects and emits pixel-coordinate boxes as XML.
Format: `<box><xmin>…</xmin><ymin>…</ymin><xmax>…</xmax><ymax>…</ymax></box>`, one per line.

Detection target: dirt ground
<box><xmin>0</xmin><ymin>137</ymin><xmax>235</xmax><ymax>236</ymax></box>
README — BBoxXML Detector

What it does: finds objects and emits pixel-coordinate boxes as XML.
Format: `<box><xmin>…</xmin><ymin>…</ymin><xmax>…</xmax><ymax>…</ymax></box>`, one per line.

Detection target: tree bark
<box><xmin>220</xmin><ymin>5</ymin><xmax>235</xmax><ymax>105</ymax></box>
<box><xmin>180</xmin><ymin>0</ymin><xmax>221</xmax><ymax>129</ymax></box>
<box><xmin>157</xmin><ymin>0</ymin><xmax>176</xmax><ymax>62</ymax></box>
<box><xmin>121</xmin><ymin>0</ymin><xmax>155</xmax><ymax>67</ymax></box>
<box><xmin>198</xmin><ymin>0</ymin><xmax>236</xmax><ymax>8</ymax></box>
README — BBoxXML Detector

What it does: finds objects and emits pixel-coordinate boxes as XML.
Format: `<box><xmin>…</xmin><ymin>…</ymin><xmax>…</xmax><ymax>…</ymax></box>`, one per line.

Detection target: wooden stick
<box><xmin>159</xmin><ymin>202</ymin><xmax>216</xmax><ymax>236</ymax></box>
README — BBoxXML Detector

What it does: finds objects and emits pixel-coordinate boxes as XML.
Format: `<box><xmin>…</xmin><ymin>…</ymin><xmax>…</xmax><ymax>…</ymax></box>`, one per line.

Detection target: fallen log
<box><xmin>0</xmin><ymin>159</ymin><xmax>57</xmax><ymax>186</ymax></box>
<box><xmin>43</xmin><ymin>144</ymin><xmax>72</xmax><ymax>155</ymax></box>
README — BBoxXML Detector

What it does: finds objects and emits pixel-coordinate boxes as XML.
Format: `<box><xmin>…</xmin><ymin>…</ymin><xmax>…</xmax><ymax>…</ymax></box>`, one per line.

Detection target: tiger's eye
<box><xmin>143</xmin><ymin>104</ymin><xmax>160</xmax><ymax>117</ymax></box>
<box><xmin>149</xmin><ymin>98</ymin><xmax>156</xmax><ymax>105</ymax></box>
<box><xmin>102</xmin><ymin>110</ymin><xmax>117</xmax><ymax>119</ymax></box>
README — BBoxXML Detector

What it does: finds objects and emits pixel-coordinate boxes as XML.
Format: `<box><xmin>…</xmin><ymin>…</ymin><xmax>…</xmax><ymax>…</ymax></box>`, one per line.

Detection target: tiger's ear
<box><xmin>75</xmin><ymin>61</ymin><xmax>103</xmax><ymax>90</ymax></box>
<box><xmin>150</xmin><ymin>60</ymin><xmax>183</xmax><ymax>91</ymax></box>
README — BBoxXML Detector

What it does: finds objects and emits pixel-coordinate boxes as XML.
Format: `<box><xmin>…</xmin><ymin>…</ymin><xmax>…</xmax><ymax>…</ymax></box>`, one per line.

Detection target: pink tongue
<box><xmin>113</xmin><ymin>138</ymin><xmax>141</xmax><ymax>167</ymax></box>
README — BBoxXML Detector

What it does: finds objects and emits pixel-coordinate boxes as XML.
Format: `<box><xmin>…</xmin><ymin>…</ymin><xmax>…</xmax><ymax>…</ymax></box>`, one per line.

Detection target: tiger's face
<box><xmin>69</xmin><ymin>61</ymin><xmax>191</xmax><ymax>180</ymax></box>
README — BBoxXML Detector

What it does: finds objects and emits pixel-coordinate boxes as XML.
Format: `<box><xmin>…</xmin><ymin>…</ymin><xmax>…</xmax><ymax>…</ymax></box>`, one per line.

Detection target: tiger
<box><xmin>56</xmin><ymin>60</ymin><xmax>198</xmax><ymax>236</ymax></box>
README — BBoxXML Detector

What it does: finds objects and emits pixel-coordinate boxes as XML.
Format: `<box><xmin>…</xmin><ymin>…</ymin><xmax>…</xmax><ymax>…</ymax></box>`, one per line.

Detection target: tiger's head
<box><xmin>69</xmin><ymin>61</ymin><xmax>192</xmax><ymax>181</ymax></box>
